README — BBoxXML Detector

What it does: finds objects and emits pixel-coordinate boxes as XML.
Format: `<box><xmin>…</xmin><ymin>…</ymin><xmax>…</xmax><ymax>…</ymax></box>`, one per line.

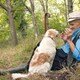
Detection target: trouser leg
<box><xmin>51</xmin><ymin>49</ymin><xmax>67</xmax><ymax>70</ymax></box>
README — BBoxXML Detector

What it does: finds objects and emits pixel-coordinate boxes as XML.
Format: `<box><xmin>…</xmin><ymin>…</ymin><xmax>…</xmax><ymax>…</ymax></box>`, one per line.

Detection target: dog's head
<box><xmin>44</xmin><ymin>29</ymin><xmax>59</xmax><ymax>39</ymax></box>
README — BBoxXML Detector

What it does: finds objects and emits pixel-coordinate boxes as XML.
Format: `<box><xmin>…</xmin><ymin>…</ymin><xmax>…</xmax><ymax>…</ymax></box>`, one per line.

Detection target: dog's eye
<box><xmin>56</xmin><ymin>35</ymin><xmax>58</xmax><ymax>37</ymax></box>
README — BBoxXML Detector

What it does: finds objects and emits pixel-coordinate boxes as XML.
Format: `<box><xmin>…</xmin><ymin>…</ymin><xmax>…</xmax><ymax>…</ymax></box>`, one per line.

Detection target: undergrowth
<box><xmin>0</xmin><ymin>34</ymin><xmax>63</xmax><ymax>80</ymax></box>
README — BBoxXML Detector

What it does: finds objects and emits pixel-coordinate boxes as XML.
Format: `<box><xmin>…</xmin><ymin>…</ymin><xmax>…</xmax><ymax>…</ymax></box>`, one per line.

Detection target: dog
<box><xmin>12</xmin><ymin>29</ymin><xmax>59</xmax><ymax>80</ymax></box>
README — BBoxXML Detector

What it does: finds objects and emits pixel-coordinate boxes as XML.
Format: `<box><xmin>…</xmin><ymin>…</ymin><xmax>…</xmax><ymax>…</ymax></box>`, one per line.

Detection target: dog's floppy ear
<box><xmin>44</xmin><ymin>29</ymin><xmax>59</xmax><ymax>37</ymax></box>
<box><xmin>50</xmin><ymin>29</ymin><xmax>59</xmax><ymax>36</ymax></box>
<box><xmin>48</xmin><ymin>30</ymin><xmax>55</xmax><ymax>38</ymax></box>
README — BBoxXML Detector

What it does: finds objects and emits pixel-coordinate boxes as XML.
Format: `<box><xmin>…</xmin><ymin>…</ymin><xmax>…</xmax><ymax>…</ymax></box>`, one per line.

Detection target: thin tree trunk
<box><xmin>44</xmin><ymin>0</ymin><xmax>50</xmax><ymax>32</ymax></box>
<box><xmin>45</xmin><ymin>0</ymin><xmax>48</xmax><ymax>32</ymax></box>
<box><xmin>39</xmin><ymin>0</ymin><xmax>45</xmax><ymax>12</ymax></box>
<box><xmin>6</xmin><ymin>0</ymin><xmax>18</xmax><ymax>46</ymax></box>
<box><xmin>0</xmin><ymin>3</ymin><xmax>8</xmax><ymax>11</ymax></box>
<box><xmin>64</xmin><ymin>0</ymin><xmax>67</xmax><ymax>21</ymax></box>
<box><xmin>67</xmin><ymin>0</ymin><xmax>73</xmax><ymax>14</ymax></box>
<box><xmin>64</xmin><ymin>0</ymin><xmax>68</xmax><ymax>26</ymax></box>
<box><xmin>39</xmin><ymin>0</ymin><xmax>50</xmax><ymax>33</ymax></box>
<box><xmin>44</xmin><ymin>13</ymin><xmax>50</xmax><ymax>32</ymax></box>
<box><xmin>30</xmin><ymin>0</ymin><xmax>38</xmax><ymax>38</ymax></box>
<box><xmin>46</xmin><ymin>0</ymin><xmax>48</xmax><ymax>13</ymax></box>
<box><xmin>32</xmin><ymin>12</ymin><xmax>38</xmax><ymax>38</ymax></box>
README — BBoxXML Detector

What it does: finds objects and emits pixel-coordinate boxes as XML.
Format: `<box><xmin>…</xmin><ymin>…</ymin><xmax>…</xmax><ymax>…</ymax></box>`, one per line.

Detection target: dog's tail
<box><xmin>12</xmin><ymin>73</ymin><xmax>30</xmax><ymax>80</ymax></box>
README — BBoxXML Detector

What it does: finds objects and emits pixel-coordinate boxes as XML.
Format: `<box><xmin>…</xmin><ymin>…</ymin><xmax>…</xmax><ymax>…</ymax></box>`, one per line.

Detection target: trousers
<box><xmin>51</xmin><ymin>49</ymin><xmax>67</xmax><ymax>70</ymax></box>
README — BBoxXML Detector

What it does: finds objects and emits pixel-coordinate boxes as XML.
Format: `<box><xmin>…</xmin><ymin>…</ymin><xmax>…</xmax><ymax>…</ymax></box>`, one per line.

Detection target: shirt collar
<box><xmin>72</xmin><ymin>28</ymin><xmax>80</xmax><ymax>37</ymax></box>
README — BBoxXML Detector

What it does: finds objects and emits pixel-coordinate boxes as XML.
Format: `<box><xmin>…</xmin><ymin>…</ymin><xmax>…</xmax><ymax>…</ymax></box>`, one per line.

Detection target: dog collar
<box><xmin>47</xmin><ymin>36</ymin><xmax>55</xmax><ymax>41</ymax></box>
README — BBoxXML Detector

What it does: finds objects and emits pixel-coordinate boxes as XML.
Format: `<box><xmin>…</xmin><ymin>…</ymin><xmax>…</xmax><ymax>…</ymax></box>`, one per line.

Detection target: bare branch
<box><xmin>25</xmin><ymin>5</ymin><xmax>32</xmax><ymax>14</ymax></box>
<box><xmin>67</xmin><ymin>0</ymin><xmax>73</xmax><ymax>13</ymax></box>
<box><xmin>45</xmin><ymin>0</ymin><xmax>48</xmax><ymax>13</ymax></box>
<box><xmin>0</xmin><ymin>2</ymin><xmax>8</xmax><ymax>11</ymax></box>
<box><xmin>39</xmin><ymin>0</ymin><xmax>45</xmax><ymax>13</ymax></box>
<box><xmin>29</xmin><ymin>0</ymin><xmax>34</xmax><ymax>12</ymax></box>
<box><xmin>22</xmin><ymin>0</ymin><xmax>32</xmax><ymax>14</ymax></box>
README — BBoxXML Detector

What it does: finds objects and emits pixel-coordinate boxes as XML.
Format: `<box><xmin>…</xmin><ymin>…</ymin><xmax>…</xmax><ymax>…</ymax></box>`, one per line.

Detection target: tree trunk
<box><xmin>64</xmin><ymin>0</ymin><xmax>68</xmax><ymax>26</ymax></box>
<box><xmin>30</xmin><ymin>0</ymin><xmax>38</xmax><ymax>38</ymax></box>
<box><xmin>6</xmin><ymin>0</ymin><xmax>18</xmax><ymax>46</ymax></box>
<box><xmin>67</xmin><ymin>0</ymin><xmax>73</xmax><ymax>14</ymax></box>
<box><xmin>39</xmin><ymin>0</ymin><xmax>50</xmax><ymax>33</ymax></box>
<box><xmin>32</xmin><ymin>12</ymin><xmax>38</xmax><ymax>38</ymax></box>
<box><xmin>44</xmin><ymin>13</ymin><xmax>50</xmax><ymax>32</ymax></box>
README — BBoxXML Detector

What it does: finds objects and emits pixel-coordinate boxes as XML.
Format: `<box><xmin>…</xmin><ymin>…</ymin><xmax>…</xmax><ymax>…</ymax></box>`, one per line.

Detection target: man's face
<box><xmin>69</xmin><ymin>20</ymin><xmax>80</xmax><ymax>30</ymax></box>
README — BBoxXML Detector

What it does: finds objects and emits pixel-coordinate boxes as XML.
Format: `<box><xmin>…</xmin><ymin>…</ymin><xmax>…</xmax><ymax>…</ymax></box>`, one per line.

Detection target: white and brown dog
<box><xmin>12</xmin><ymin>29</ymin><xmax>59</xmax><ymax>80</ymax></box>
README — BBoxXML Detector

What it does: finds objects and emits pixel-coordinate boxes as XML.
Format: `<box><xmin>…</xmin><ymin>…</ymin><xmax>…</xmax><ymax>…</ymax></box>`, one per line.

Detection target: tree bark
<box><xmin>6</xmin><ymin>0</ymin><xmax>18</xmax><ymax>46</ymax></box>
<box><xmin>67</xmin><ymin>0</ymin><xmax>73</xmax><ymax>14</ymax></box>
<box><xmin>44</xmin><ymin>13</ymin><xmax>50</xmax><ymax>32</ymax></box>
<box><xmin>0</xmin><ymin>3</ymin><xmax>8</xmax><ymax>11</ymax></box>
<box><xmin>39</xmin><ymin>0</ymin><xmax>45</xmax><ymax>12</ymax></box>
<box><xmin>45</xmin><ymin>0</ymin><xmax>49</xmax><ymax>32</ymax></box>
<box><xmin>22</xmin><ymin>0</ymin><xmax>32</xmax><ymax>14</ymax></box>
<box><xmin>30</xmin><ymin>0</ymin><xmax>38</xmax><ymax>38</ymax></box>
<box><xmin>23</xmin><ymin>0</ymin><xmax>38</xmax><ymax>38</ymax></box>
<box><xmin>39</xmin><ymin>0</ymin><xmax>50</xmax><ymax>33</ymax></box>
<box><xmin>64</xmin><ymin>0</ymin><xmax>68</xmax><ymax>25</ymax></box>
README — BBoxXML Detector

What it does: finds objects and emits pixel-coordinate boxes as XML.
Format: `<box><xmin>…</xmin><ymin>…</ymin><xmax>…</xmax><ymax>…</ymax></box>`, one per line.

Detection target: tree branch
<box><xmin>39</xmin><ymin>0</ymin><xmax>45</xmax><ymax>13</ymax></box>
<box><xmin>25</xmin><ymin>5</ymin><xmax>32</xmax><ymax>14</ymax></box>
<box><xmin>0</xmin><ymin>2</ymin><xmax>8</xmax><ymax>11</ymax></box>
<box><xmin>30</xmin><ymin>0</ymin><xmax>34</xmax><ymax>12</ymax></box>
<box><xmin>22</xmin><ymin>0</ymin><xmax>32</xmax><ymax>14</ymax></box>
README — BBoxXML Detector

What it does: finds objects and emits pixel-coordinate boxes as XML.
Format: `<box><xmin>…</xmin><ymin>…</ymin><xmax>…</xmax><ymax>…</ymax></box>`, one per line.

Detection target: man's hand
<box><xmin>65</xmin><ymin>28</ymin><xmax>72</xmax><ymax>37</ymax></box>
<box><xmin>61</xmin><ymin>28</ymin><xmax>73</xmax><ymax>41</ymax></box>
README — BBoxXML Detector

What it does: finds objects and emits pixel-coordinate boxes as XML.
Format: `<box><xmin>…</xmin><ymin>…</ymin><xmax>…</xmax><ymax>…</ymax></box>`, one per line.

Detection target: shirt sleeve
<box><xmin>73</xmin><ymin>39</ymin><xmax>80</xmax><ymax>61</ymax></box>
<box><xmin>61</xmin><ymin>42</ymin><xmax>70</xmax><ymax>54</ymax></box>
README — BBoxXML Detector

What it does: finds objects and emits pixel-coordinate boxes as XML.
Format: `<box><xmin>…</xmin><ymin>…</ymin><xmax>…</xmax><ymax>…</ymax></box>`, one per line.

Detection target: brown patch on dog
<box><xmin>48</xmin><ymin>31</ymin><xmax>56</xmax><ymax>39</ymax></box>
<box><xmin>30</xmin><ymin>53</ymin><xmax>50</xmax><ymax>66</ymax></box>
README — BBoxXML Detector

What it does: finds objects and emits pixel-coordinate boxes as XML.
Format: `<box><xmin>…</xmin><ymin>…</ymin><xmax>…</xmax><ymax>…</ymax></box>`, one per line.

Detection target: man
<box><xmin>51</xmin><ymin>11</ymin><xmax>80</xmax><ymax>70</ymax></box>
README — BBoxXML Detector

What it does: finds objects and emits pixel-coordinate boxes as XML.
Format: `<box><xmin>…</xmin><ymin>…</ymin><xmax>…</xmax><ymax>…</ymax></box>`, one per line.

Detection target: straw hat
<box><xmin>68</xmin><ymin>11</ymin><xmax>80</xmax><ymax>22</ymax></box>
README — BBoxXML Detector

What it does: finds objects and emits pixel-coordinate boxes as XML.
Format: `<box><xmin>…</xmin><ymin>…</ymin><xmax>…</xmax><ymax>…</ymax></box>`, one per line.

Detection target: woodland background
<box><xmin>0</xmin><ymin>0</ymin><xmax>80</xmax><ymax>80</ymax></box>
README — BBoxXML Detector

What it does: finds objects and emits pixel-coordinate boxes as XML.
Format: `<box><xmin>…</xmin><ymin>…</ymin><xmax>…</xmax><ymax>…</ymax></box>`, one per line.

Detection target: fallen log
<box><xmin>0</xmin><ymin>63</ymin><xmax>28</xmax><ymax>75</ymax></box>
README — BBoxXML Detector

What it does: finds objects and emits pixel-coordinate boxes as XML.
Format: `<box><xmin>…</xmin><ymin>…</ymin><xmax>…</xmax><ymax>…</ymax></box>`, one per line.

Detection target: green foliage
<box><xmin>13</xmin><ymin>0</ymin><xmax>28</xmax><ymax>38</ymax></box>
<box><xmin>0</xmin><ymin>0</ymin><xmax>79</xmax><ymax>45</ymax></box>
<box><xmin>0</xmin><ymin>0</ymin><xmax>67</xmax><ymax>44</ymax></box>
<box><xmin>0</xmin><ymin>9</ymin><xmax>9</xmax><ymax>42</ymax></box>
<box><xmin>49</xmin><ymin>14</ymin><xmax>67</xmax><ymax>32</ymax></box>
<box><xmin>13</xmin><ymin>0</ymin><xmax>27</xmax><ymax>30</ymax></box>
<box><xmin>35</xmin><ymin>12</ymin><xmax>44</xmax><ymax>34</ymax></box>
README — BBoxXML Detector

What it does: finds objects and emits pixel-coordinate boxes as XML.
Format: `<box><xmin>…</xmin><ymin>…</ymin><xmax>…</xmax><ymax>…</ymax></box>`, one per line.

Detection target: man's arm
<box><xmin>67</xmin><ymin>39</ymin><xmax>75</xmax><ymax>52</ymax></box>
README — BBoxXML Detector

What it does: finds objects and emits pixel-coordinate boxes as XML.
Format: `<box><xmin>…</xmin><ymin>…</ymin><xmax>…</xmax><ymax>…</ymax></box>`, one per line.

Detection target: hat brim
<box><xmin>68</xmin><ymin>19</ymin><xmax>75</xmax><ymax>22</ymax></box>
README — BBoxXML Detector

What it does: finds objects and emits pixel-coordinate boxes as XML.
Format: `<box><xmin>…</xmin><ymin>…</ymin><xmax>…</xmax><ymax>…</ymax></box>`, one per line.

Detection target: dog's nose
<box><xmin>56</xmin><ymin>34</ymin><xmax>60</xmax><ymax>37</ymax></box>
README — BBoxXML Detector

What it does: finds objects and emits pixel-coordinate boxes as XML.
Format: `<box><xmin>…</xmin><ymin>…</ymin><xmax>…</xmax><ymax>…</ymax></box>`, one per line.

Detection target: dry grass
<box><xmin>0</xmin><ymin>37</ymin><xmax>40</xmax><ymax>68</ymax></box>
<box><xmin>0</xmin><ymin>36</ymin><xmax>80</xmax><ymax>80</ymax></box>
<box><xmin>2</xmin><ymin>68</ymin><xmax>80</xmax><ymax>80</ymax></box>
<box><xmin>0</xmin><ymin>35</ymin><xmax>42</xmax><ymax>80</ymax></box>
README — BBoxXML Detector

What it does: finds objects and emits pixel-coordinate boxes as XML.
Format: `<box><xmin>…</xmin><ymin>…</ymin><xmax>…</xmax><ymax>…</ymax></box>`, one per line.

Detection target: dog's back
<box><xmin>29</xmin><ymin>29</ymin><xmax>59</xmax><ymax>74</ymax></box>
